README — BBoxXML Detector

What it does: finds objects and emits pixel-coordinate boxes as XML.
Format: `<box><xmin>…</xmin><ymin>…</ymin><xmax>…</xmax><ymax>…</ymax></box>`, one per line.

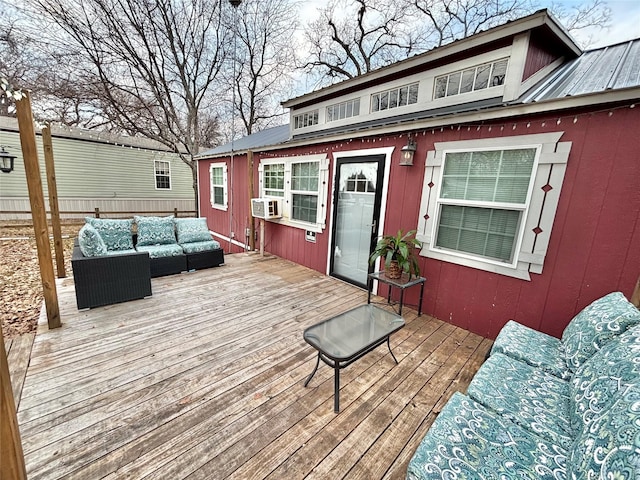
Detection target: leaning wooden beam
<box><xmin>0</xmin><ymin>331</ymin><xmax>27</xmax><ymax>480</ymax></box>
<box><xmin>631</xmin><ymin>275</ymin><xmax>640</xmax><ymax>309</ymax></box>
<box><xmin>42</xmin><ymin>124</ymin><xmax>66</xmax><ymax>278</ymax></box>
<box><xmin>15</xmin><ymin>91</ymin><xmax>61</xmax><ymax>329</ymax></box>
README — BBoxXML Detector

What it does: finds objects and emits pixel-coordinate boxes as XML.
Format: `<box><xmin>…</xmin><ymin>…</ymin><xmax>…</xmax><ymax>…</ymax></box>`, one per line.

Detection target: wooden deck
<box><xmin>8</xmin><ymin>253</ymin><xmax>492</xmax><ymax>479</ymax></box>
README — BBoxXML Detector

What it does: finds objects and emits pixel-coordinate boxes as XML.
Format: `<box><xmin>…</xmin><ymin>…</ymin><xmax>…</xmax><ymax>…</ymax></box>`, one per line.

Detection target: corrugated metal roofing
<box><xmin>197</xmin><ymin>124</ymin><xmax>290</xmax><ymax>157</ymax></box>
<box><xmin>522</xmin><ymin>38</ymin><xmax>640</xmax><ymax>102</ymax></box>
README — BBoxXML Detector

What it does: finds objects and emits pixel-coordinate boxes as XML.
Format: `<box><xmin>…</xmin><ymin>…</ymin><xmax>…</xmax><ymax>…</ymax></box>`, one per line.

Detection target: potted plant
<box><xmin>369</xmin><ymin>229</ymin><xmax>421</xmax><ymax>279</ymax></box>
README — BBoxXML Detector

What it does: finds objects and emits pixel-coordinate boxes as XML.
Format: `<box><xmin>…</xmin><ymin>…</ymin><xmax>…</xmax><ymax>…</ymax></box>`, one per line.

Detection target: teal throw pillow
<box><xmin>175</xmin><ymin>218</ymin><xmax>212</xmax><ymax>244</ymax></box>
<box><xmin>78</xmin><ymin>223</ymin><xmax>108</xmax><ymax>257</ymax></box>
<box><xmin>135</xmin><ymin>216</ymin><xmax>177</xmax><ymax>246</ymax></box>
<box><xmin>85</xmin><ymin>218</ymin><xmax>134</xmax><ymax>251</ymax></box>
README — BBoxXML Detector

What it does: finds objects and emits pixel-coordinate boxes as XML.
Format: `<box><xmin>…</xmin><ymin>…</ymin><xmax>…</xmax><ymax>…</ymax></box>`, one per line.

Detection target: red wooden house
<box><xmin>197</xmin><ymin>10</ymin><xmax>640</xmax><ymax>339</ymax></box>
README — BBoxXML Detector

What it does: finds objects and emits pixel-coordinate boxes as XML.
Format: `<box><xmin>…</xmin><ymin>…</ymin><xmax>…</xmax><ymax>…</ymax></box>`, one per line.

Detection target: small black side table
<box><xmin>367</xmin><ymin>271</ymin><xmax>426</xmax><ymax>316</ymax></box>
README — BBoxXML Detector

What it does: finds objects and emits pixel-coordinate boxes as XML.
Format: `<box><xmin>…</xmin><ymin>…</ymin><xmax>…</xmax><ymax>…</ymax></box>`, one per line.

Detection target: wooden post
<box><xmin>15</xmin><ymin>92</ymin><xmax>61</xmax><ymax>329</ymax></box>
<box><xmin>260</xmin><ymin>219</ymin><xmax>265</xmax><ymax>257</ymax></box>
<box><xmin>41</xmin><ymin>124</ymin><xmax>66</xmax><ymax>278</ymax></box>
<box><xmin>631</xmin><ymin>275</ymin><xmax>640</xmax><ymax>309</ymax></box>
<box><xmin>1</xmin><ymin>332</ymin><xmax>28</xmax><ymax>480</ymax></box>
<box><xmin>247</xmin><ymin>150</ymin><xmax>255</xmax><ymax>251</ymax></box>
<box><xmin>94</xmin><ymin>207</ymin><xmax>100</xmax><ymax>218</ymax></box>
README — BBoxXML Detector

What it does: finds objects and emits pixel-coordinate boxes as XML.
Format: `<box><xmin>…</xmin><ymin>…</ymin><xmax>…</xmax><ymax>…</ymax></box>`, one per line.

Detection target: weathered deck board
<box><xmin>4</xmin><ymin>332</ymin><xmax>35</xmax><ymax>409</ymax></box>
<box><xmin>15</xmin><ymin>253</ymin><xmax>492</xmax><ymax>480</ymax></box>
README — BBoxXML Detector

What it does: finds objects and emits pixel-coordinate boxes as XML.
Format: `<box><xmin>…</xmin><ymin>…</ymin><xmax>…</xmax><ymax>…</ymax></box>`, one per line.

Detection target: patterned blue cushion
<box><xmin>135</xmin><ymin>216</ymin><xmax>177</xmax><ymax>246</ymax></box>
<box><xmin>175</xmin><ymin>218</ymin><xmax>212</xmax><ymax>244</ymax></box>
<box><xmin>491</xmin><ymin>320</ymin><xmax>569</xmax><ymax>379</ymax></box>
<box><xmin>180</xmin><ymin>240</ymin><xmax>221</xmax><ymax>254</ymax></box>
<box><xmin>77</xmin><ymin>223</ymin><xmax>108</xmax><ymax>257</ymax></box>
<box><xmin>406</xmin><ymin>392</ymin><xmax>568</xmax><ymax>480</ymax></box>
<box><xmin>85</xmin><ymin>218</ymin><xmax>134</xmax><ymax>251</ymax></box>
<box><xmin>467</xmin><ymin>353</ymin><xmax>573</xmax><ymax>449</ymax></box>
<box><xmin>136</xmin><ymin>243</ymin><xmax>183</xmax><ymax>259</ymax></box>
<box><xmin>562</xmin><ymin>292</ymin><xmax>640</xmax><ymax>372</ymax></box>
<box><xmin>569</xmin><ymin>324</ymin><xmax>640</xmax><ymax>434</ymax></box>
<box><xmin>568</xmin><ymin>383</ymin><xmax>640</xmax><ymax>480</ymax></box>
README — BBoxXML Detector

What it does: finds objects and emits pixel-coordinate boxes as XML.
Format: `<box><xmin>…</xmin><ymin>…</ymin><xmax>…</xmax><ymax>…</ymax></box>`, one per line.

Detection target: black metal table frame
<box><xmin>304</xmin><ymin>334</ymin><xmax>400</xmax><ymax>413</ymax></box>
<box><xmin>367</xmin><ymin>272</ymin><xmax>426</xmax><ymax>316</ymax></box>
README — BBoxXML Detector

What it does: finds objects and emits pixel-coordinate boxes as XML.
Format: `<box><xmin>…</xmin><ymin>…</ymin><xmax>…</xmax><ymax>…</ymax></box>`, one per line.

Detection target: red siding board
<box><xmin>198</xmin><ymin>104</ymin><xmax>640</xmax><ymax>340</ymax></box>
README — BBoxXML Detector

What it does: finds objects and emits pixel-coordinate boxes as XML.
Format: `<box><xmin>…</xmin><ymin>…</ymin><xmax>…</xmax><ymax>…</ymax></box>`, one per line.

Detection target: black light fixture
<box><xmin>0</xmin><ymin>146</ymin><xmax>16</xmax><ymax>173</ymax></box>
<box><xmin>229</xmin><ymin>0</ymin><xmax>241</xmax><ymax>6</ymax></box>
<box><xmin>399</xmin><ymin>136</ymin><xmax>417</xmax><ymax>166</ymax></box>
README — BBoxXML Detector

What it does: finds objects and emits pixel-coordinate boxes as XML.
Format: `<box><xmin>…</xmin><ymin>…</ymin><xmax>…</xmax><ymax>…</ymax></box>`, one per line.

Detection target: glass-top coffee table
<box><xmin>303</xmin><ymin>304</ymin><xmax>405</xmax><ymax>413</ymax></box>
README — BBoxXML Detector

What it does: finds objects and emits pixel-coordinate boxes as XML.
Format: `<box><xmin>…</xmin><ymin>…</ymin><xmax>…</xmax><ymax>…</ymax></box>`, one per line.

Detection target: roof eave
<box><xmin>281</xmin><ymin>10</ymin><xmax>581</xmax><ymax>109</ymax></box>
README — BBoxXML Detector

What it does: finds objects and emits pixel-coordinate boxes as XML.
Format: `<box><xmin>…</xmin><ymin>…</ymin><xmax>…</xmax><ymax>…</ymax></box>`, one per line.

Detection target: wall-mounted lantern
<box><xmin>399</xmin><ymin>136</ymin><xmax>417</xmax><ymax>166</ymax></box>
<box><xmin>0</xmin><ymin>146</ymin><xmax>16</xmax><ymax>173</ymax></box>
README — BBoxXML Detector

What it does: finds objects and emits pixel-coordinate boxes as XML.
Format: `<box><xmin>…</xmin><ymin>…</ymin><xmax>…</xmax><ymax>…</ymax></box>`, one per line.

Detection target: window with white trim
<box><xmin>371</xmin><ymin>83</ymin><xmax>419</xmax><ymax>112</ymax></box>
<box><xmin>154</xmin><ymin>160</ymin><xmax>171</xmax><ymax>189</ymax></box>
<box><xmin>264</xmin><ymin>163</ymin><xmax>285</xmax><ymax>197</ymax></box>
<box><xmin>434</xmin><ymin>58</ymin><xmax>508</xmax><ymax>99</ymax></box>
<box><xmin>293</xmin><ymin>110</ymin><xmax>319</xmax><ymax>129</ymax></box>
<box><xmin>327</xmin><ymin>98</ymin><xmax>360</xmax><ymax>122</ymax></box>
<box><xmin>258</xmin><ymin>154</ymin><xmax>330</xmax><ymax>232</ymax></box>
<box><xmin>209</xmin><ymin>163</ymin><xmax>228</xmax><ymax>210</ymax></box>
<box><xmin>417</xmin><ymin>132</ymin><xmax>571</xmax><ymax>280</ymax></box>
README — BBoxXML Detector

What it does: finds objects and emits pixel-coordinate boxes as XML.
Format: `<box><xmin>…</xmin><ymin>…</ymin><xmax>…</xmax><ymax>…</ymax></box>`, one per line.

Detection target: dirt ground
<box><xmin>1</xmin><ymin>222</ymin><xmax>79</xmax><ymax>339</ymax></box>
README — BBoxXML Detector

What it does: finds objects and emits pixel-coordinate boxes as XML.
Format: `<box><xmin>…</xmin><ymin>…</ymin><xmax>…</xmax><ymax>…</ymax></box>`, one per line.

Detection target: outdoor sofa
<box><xmin>71</xmin><ymin>216</ymin><xmax>224</xmax><ymax>309</ymax></box>
<box><xmin>406</xmin><ymin>291</ymin><xmax>640</xmax><ymax>480</ymax></box>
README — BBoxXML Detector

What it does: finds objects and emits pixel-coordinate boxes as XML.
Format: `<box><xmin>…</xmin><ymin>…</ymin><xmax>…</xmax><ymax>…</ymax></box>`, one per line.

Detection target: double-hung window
<box><xmin>258</xmin><ymin>154</ymin><xmax>329</xmax><ymax>232</ymax></box>
<box><xmin>435</xmin><ymin>148</ymin><xmax>535</xmax><ymax>264</ymax></box>
<box><xmin>291</xmin><ymin>162</ymin><xmax>319</xmax><ymax>223</ymax></box>
<box><xmin>154</xmin><ymin>160</ymin><xmax>171</xmax><ymax>190</ymax></box>
<box><xmin>417</xmin><ymin>132</ymin><xmax>571</xmax><ymax>280</ymax></box>
<box><xmin>209</xmin><ymin>163</ymin><xmax>228</xmax><ymax>210</ymax></box>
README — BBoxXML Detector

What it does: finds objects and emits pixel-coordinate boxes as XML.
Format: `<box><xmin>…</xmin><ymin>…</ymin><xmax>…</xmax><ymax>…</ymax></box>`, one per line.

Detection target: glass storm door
<box><xmin>330</xmin><ymin>155</ymin><xmax>385</xmax><ymax>288</ymax></box>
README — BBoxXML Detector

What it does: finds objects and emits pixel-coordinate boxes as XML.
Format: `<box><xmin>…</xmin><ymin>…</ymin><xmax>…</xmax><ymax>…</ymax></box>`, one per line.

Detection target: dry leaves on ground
<box><xmin>1</xmin><ymin>224</ymin><xmax>77</xmax><ymax>339</ymax></box>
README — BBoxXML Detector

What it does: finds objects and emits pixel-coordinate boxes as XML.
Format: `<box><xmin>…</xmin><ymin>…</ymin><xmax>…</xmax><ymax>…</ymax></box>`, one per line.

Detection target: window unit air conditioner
<box><xmin>251</xmin><ymin>198</ymin><xmax>282</xmax><ymax>219</ymax></box>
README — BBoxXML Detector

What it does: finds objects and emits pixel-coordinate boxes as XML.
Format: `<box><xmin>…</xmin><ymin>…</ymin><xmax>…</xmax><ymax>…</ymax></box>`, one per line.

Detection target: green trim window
<box><xmin>434</xmin><ymin>58</ymin><xmax>508</xmax><ymax>99</ymax></box>
<box><xmin>209</xmin><ymin>163</ymin><xmax>228</xmax><ymax>210</ymax></box>
<box><xmin>371</xmin><ymin>83</ymin><xmax>419</xmax><ymax>112</ymax></box>
<box><xmin>154</xmin><ymin>160</ymin><xmax>171</xmax><ymax>190</ymax></box>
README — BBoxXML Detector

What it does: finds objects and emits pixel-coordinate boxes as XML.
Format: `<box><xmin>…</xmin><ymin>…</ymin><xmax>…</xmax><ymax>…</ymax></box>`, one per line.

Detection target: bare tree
<box><xmin>302</xmin><ymin>0</ymin><xmax>611</xmax><ymax>85</ymax></box>
<box><xmin>411</xmin><ymin>0</ymin><xmax>535</xmax><ymax>47</ymax></box>
<box><xmin>303</xmin><ymin>0</ymin><xmax>417</xmax><ymax>81</ymax></box>
<box><xmin>227</xmin><ymin>0</ymin><xmax>298</xmax><ymax>136</ymax></box>
<box><xmin>28</xmin><ymin>0</ymin><xmax>229</xmax><ymax>211</ymax></box>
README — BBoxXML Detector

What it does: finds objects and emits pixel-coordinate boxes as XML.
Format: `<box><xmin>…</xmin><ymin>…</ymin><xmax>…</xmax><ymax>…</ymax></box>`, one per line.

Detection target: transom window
<box><xmin>258</xmin><ymin>154</ymin><xmax>329</xmax><ymax>232</ymax></box>
<box><xmin>435</xmin><ymin>148</ymin><xmax>536</xmax><ymax>263</ymax></box>
<box><xmin>434</xmin><ymin>58</ymin><xmax>508</xmax><ymax>99</ymax></box>
<box><xmin>293</xmin><ymin>110</ymin><xmax>319</xmax><ymax>129</ymax></box>
<box><xmin>327</xmin><ymin>98</ymin><xmax>360</xmax><ymax>122</ymax></box>
<box><xmin>154</xmin><ymin>160</ymin><xmax>171</xmax><ymax>190</ymax></box>
<box><xmin>371</xmin><ymin>83</ymin><xmax>419</xmax><ymax>112</ymax></box>
<box><xmin>209</xmin><ymin>163</ymin><xmax>228</xmax><ymax>210</ymax></box>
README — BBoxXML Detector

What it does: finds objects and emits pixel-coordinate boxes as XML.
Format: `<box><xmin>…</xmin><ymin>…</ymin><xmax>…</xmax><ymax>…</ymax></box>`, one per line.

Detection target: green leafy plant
<box><xmin>369</xmin><ymin>229</ymin><xmax>421</xmax><ymax>279</ymax></box>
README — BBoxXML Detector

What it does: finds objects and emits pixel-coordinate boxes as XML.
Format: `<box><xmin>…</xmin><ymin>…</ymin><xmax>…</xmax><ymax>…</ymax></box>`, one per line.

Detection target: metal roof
<box><xmin>521</xmin><ymin>38</ymin><xmax>640</xmax><ymax>102</ymax></box>
<box><xmin>196</xmin><ymin>124</ymin><xmax>289</xmax><ymax>158</ymax></box>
